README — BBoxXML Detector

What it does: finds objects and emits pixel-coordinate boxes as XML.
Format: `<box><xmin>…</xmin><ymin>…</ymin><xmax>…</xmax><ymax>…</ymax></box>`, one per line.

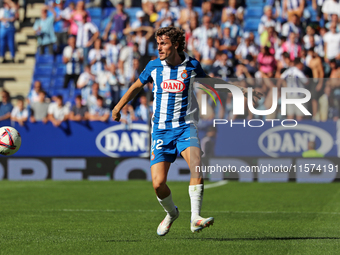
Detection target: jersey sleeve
<box><xmin>138</xmin><ymin>61</ymin><xmax>154</xmax><ymax>84</ymax></box>
<box><xmin>192</xmin><ymin>59</ymin><xmax>207</xmax><ymax>78</ymax></box>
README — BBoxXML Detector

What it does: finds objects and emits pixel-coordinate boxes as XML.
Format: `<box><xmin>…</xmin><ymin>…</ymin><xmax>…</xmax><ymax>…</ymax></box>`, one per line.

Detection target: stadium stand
<box><xmin>0</xmin><ymin>0</ymin><xmax>340</xmax><ymax>124</ymax></box>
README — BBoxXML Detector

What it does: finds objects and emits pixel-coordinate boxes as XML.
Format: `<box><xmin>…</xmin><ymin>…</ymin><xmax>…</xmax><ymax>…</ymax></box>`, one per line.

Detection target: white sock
<box><xmin>157</xmin><ymin>193</ymin><xmax>177</xmax><ymax>217</ymax></box>
<box><xmin>189</xmin><ymin>184</ymin><xmax>204</xmax><ymax>221</ymax></box>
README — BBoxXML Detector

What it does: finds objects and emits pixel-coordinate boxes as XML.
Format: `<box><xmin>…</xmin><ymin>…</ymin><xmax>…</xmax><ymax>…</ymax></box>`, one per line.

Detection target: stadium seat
<box><xmin>55</xmin><ymin>54</ymin><xmax>64</xmax><ymax>64</ymax></box>
<box><xmin>92</xmin><ymin>17</ymin><xmax>102</xmax><ymax>30</ymax></box>
<box><xmin>33</xmin><ymin>77</ymin><xmax>51</xmax><ymax>91</ymax></box>
<box><xmin>50</xmin><ymin>88</ymin><xmax>71</xmax><ymax>102</ymax></box>
<box><xmin>88</xmin><ymin>7</ymin><xmax>102</xmax><ymax>18</ymax></box>
<box><xmin>34</xmin><ymin>64</ymin><xmax>53</xmax><ymax>76</ymax></box>
<box><xmin>125</xmin><ymin>7</ymin><xmax>142</xmax><ymax>25</ymax></box>
<box><xmin>247</xmin><ymin>0</ymin><xmax>265</xmax><ymax>5</ymax></box>
<box><xmin>103</xmin><ymin>8</ymin><xmax>115</xmax><ymax>19</ymax></box>
<box><xmin>244</xmin><ymin>7</ymin><xmax>263</xmax><ymax>18</ymax></box>
<box><xmin>244</xmin><ymin>19</ymin><xmax>261</xmax><ymax>32</ymax></box>
<box><xmin>36</xmin><ymin>54</ymin><xmax>54</xmax><ymax>65</ymax></box>
<box><xmin>53</xmin><ymin>64</ymin><xmax>66</xmax><ymax>76</ymax></box>
<box><xmin>50</xmin><ymin>77</ymin><xmax>65</xmax><ymax>89</ymax></box>
<box><xmin>193</xmin><ymin>7</ymin><xmax>203</xmax><ymax>19</ymax></box>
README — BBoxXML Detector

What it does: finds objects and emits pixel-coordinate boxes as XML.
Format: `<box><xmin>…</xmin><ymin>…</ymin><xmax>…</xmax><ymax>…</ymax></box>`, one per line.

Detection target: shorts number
<box><xmin>156</xmin><ymin>139</ymin><xmax>163</xmax><ymax>150</ymax></box>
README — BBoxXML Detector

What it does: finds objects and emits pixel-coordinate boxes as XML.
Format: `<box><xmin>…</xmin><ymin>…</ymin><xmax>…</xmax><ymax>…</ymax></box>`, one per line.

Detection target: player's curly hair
<box><xmin>155</xmin><ymin>27</ymin><xmax>185</xmax><ymax>53</ymax></box>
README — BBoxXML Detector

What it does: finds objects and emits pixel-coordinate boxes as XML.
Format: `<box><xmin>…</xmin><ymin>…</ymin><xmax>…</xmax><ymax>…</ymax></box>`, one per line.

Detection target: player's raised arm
<box><xmin>112</xmin><ymin>79</ymin><xmax>145</xmax><ymax>122</ymax></box>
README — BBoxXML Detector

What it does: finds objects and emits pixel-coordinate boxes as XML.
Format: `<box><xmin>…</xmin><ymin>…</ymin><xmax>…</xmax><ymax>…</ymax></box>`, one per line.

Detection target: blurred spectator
<box><xmin>96</xmin><ymin>69</ymin><xmax>113</xmax><ymax>107</ymax></box>
<box><xmin>185</xmin><ymin>14</ymin><xmax>199</xmax><ymax>55</ymax></box>
<box><xmin>218</xmin><ymin>27</ymin><xmax>237</xmax><ymax>52</ymax></box>
<box><xmin>63</xmin><ymin>36</ymin><xmax>83</xmax><ymax>88</ymax></box>
<box><xmin>312</xmin><ymin>0</ymin><xmax>324</xmax><ymax>21</ymax></box>
<box><xmin>123</xmin><ymin>26</ymin><xmax>154</xmax><ymax>59</ymax></box>
<box><xmin>202</xmin><ymin>1</ymin><xmax>221</xmax><ymax>25</ymax></box>
<box><xmin>135</xmin><ymin>95</ymin><xmax>148</xmax><ymax>122</ymax></box>
<box><xmin>325</xmin><ymin>14</ymin><xmax>340</xmax><ymax>32</ymax></box>
<box><xmin>303</xmin><ymin>25</ymin><xmax>322</xmax><ymax>50</ymax></box>
<box><xmin>308</xmin><ymin>35</ymin><xmax>324</xmax><ymax>58</ymax></box>
<box><xmin>69</xmin><ymin>1</ymin><xmax>89</xmax><ymax>37</ymax></box>
<box><xmin>258</xmin><ymin>6</ymin><xmax>276</xmax><ymax>36</ymax></box>
<box><xmin>87</xmin><ymin>82</ymin><xmax>100</xmax><ymax>110</ymax></box>
<box><xmin>306</xmin><ymin>47</ymin><xmax>324</xmax><ymax>117</ymax></box>
<box><xmin>131</xmin><ymin>10</ymin><xmax>148</xmax><ymax>28</ymax></box>
<box><xmin>199</xmin><ymin>37</ymin><xmax>217</xmax><ymax>73</ymax></box>
<box><xmin>276</xmin><ymin>51</ymin><xmax>292</xmax><ymax>75</ymax></box>
<box><xmin>130</xmin><ymin>58</ymin><xmax>141</xmax><ymax>85</ymax></box>
<box><xmin>27</xmin><ymin>80</ymin><xmax>43</xmax><ymax>105</ymax></box>
<box><xmin>318</xmin><ymin>85</ymin><xmax>331</xmax><ymax>121</ymax></box>
<box><xmin>105</xmin><ymin>33</ymin><xmax>122</xmax><ymax>69</ymax></box>
<box><xmin>323</xmin><ymin>23</ymin><xmax>340</xmax><ymax>63</ymax></box>
<box><xmin>88</xmin><ymin>38</ymin><xmax>106</xmax><ymax>75</ymax></box>
<box><xmin>155</xmin><ymin>0</ymin><xmax>175</xmax><ymax>29</ymax></box>
<box><xmin>281</xmin><ymin>32</ymin><xmax>302</xmax><ymax>61</ymax></box>
<box><xmin>52</xmin><ymin>0</ymin><xmax>69</xmax><ymax>54</ymax></box>
<box><xmin>144</xmin><ymin>1</ymin><xmax>158</xmax><ymax>25</ymax></box>
<box><xmin>88</xmin><ymin>96</ymin><xmax>110</xmax><ymax>122</ymax></box>
<box><xmin>221</xmin><ymin>0</ymin><xmax>242</xmax><ymax>23</ymax></box>
<box><xmin>235</xmin><ymin>33</ymin><xmax>259</xmax><ymax>63</ymax></box>
<box><xmin>119</xmin><ymin>35</ymin><xmax>134</xmax><ymax>87</ymax></box>
<box><xmin>260</xmin><ymin>21</ymin><xmax>278</xmax><ymax>54</ymax></box>
<box><xmin>209</xmin><ymin>52</ymin><xmax>233</xmax><ymax>81</ymax></box>
<box><xmin>322</xmin><ymin>0</ymin><xmax>340</xmax><ymax>21</ymax></box>
<box><xmin>283</xmin><ymin>0</ymin><xmax>305</xmax><ymax>20</ymax></box>
<box><xmin>279</xmin><ymin>58</ymin><xmax>308</xmax><ymax>121</ymax></box>
<box><xmin>222</xmin><ymin>13</ymin><xmax>241</xmax><ymax>40</ymax></box>
<box><xmin>76</xmin><ymin>13</ymin><xmax>99</xmax><ymax>66</ymax></box>
<box><xmin>281</xmin><ymin>13</ymin><xmax>301</xmax><ymax>38</ymax></box>
<box><xmin>69</xmin><ymin>95</ymin><xmax>89</xmax><ymax>121</ymax></box>
<box><xmin>30</xmin><ymin>90</ymin><xmax>49</xmax><ymax>123</ymax></box>
<box><xmin>192</xmin><ymin>15</ymin><xmax>218</xmax><ymax>54</ymax></box>
<box><xmin>178</xmin><ymin>0</ymin><xmax>197</xmax><ymax>30</ymax></box>
<box><xmin>169</xmin><ymin>0</ymin><xmax>180</xmax><ymax>22</ymax></box>
<box><xmin>33</xmin><ymin>6</ymin><xmax>56</xmax><ymax>55</ymax></box>
<box><xmin>47</xmin><ymin>95</ymin><xmax>70</xmax><ymax>127</ymax></box>
<box><xmin>105</xmin><ymin>63</ymin><xmax>125</xmax><ymax>107</ymax></box>
<box><xmin>103</xmin><ymin>1</ymin><xmax>129</xmax><ymax>41</ymax></box>
<box><xmin>120</xmin><ymin>104</ymin><xmax>136</xmax><ymax>129</ymax></box>
<box><xmin>11</xmin><ymin>98</ymin><xmax>28</xmax><ymax>126</ymax></box>
<box><xmin>77</xmin><ymin>64</ymin><xmax>96</xmax><ymax>104</ymax></box>
<box><xmin>257</xmin><ymin>46</ymin><xmax>277</xmax><ymax>78</ymax></box>
<box><xmin>0</xmin><ymin>90</ymin><xmax>12</xmax><ymax>121</ymax></box>
<box><xmin>0</xmin><ymin>0</ymin><xmax>17</xmax><ymax>63</ymax></box>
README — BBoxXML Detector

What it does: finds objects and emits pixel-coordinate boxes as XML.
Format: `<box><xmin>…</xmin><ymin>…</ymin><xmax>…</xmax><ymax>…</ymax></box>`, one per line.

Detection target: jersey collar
<box><xmin>161</xmin><ymin>52</ymin><xmax>190</xmax><ymax>67</ymax></box>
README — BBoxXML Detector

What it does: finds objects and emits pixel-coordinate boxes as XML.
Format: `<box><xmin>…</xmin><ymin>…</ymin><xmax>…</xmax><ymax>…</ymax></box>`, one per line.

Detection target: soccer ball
<box><xmin>0</xmin><ymin>126</ymin><xmax>21</xmax><ymax>156</ymax></box>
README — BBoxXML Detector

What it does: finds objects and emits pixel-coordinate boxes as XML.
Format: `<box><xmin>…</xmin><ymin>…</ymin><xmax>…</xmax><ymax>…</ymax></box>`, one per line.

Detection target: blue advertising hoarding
<box><xmin>0</xmin><ymin>120</ymin><xmax>337</xmax><ymax>158</ymax></box>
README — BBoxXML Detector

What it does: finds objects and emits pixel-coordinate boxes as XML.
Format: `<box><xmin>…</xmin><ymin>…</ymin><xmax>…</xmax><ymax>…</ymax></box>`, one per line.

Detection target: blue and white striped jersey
<box><xmin>139</xmin><ymin>52</ymin><xmax>206</xmax><ymax>130</ymax></box>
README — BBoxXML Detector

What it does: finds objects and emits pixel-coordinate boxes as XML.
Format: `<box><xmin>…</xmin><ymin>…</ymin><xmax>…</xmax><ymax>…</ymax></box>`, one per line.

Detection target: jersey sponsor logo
<box><xmin>161</xmin><ymin>80</ymin><xmax>185</xmax><ymax>93</ymax></box>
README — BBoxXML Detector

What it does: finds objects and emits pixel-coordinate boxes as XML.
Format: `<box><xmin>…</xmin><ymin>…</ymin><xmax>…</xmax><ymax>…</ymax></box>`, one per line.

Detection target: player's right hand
<box><xmin>112</xmin><ymin>108</ymin><xmax>121</xmax><ymax>122</ymax></box>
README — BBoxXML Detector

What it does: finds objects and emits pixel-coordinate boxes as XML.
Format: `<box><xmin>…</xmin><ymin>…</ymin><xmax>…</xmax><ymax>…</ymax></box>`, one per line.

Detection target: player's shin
<box><xmin>157</xmin><ymin>193</ymin><xmax>177</xmax><ymax>217</ymax></box>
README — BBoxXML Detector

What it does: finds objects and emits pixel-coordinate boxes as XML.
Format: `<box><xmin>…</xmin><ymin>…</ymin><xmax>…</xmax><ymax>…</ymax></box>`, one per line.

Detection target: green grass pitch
<box><xmin>1</xmin><ymin>181</ymin><xmax>340</xmax><ymax>254</ymax></box>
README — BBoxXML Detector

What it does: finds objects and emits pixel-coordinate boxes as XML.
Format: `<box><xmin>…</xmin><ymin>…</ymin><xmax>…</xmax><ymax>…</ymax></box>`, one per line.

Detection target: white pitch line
<box><xmin>52</xmin><ymin>209</ymin><xmax>340</xmax><ymax>215</ymax></box>
<box><xmin>204</xmin><ymin>180</ymin><xmax>228</xmax><ymax>189</ymax></box>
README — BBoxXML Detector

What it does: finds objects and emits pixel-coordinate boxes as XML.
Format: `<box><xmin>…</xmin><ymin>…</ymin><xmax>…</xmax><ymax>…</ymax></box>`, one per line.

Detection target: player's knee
<box><xmin>152</xmin><ymin>178</ymin><xmax>166</xmax><ymax>192</ymax></box>
<box><xmin>190</xmin><ymin>155</ymin><xmax>201</xmax><ymax>169</ymax></box>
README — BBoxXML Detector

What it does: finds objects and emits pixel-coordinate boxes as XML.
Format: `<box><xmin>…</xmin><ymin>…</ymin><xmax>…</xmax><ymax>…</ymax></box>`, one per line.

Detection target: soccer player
<box><xmin>112</xmin><ymin>27</ymin><xmax>261</xmax><ymax>236</ymax></box>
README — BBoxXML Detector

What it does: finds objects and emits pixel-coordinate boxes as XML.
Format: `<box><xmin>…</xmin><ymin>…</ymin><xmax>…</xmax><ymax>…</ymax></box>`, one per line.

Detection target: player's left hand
<box><xmin>240</xmin><ymin>87</ymin><xmax>263</xmax><ymax>104</ymax></box>
<box><xmin>112</xmin><ymin>108</ymin><xmax>121</xmax><ymax>122</ymax></box>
